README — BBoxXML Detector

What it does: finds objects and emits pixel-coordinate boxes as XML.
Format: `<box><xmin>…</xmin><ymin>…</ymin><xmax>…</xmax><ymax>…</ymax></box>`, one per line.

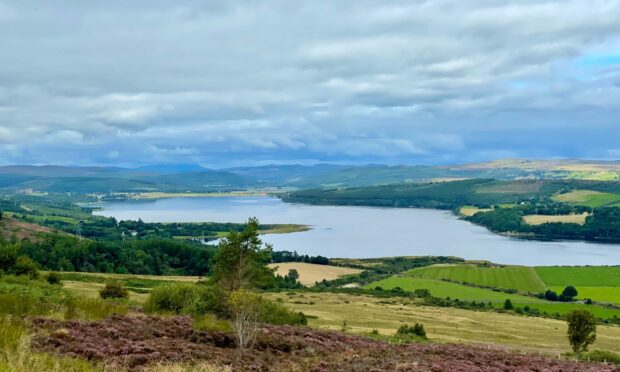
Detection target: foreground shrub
<box><xmin>99</xmin><ymin>282</ymin><xmax>128</xmax><ymax>300</ymax></box>
<box><xmin>228</xmin><ymin>289</ymin><xmax>261</xmax><ymax>349</ymax></box>
<box><xmin>0</xmin><ymin>276</ymin><xmax>70</xmax><ymax>317</ymax></box>
<box><xmin>193</xmin><ymin>314</ymin><xmax>232</xmax><ymax>332</ymax></box>
<box><xmin>144</xmin><ymin>283</ymin><xmax>205</xmax><ymax>315</ymax></box>
<box><xmin>581</xmin><ymin>349</ymin><xmax>620</xmax><ymax>364</ymax></box>
<box><xmin>258</xmin><ymin>299</ymin><xmax>307</xmax><ymax>325</ymax></box>
<box><xmin>145</xmin><ymin>283</ymin><xmax>306</xmax><ymax>326</ymax></box>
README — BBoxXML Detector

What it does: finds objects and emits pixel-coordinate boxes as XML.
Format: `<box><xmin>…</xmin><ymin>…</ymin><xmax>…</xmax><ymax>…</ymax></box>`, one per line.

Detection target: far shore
<box><xmin>129</xmin><ymin>190</ymin><xmax>286</xmax><ymax>199</ymax></box>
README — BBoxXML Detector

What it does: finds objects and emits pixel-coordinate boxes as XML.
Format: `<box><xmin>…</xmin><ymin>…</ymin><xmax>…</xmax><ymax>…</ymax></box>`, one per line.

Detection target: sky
<box><xmin>1</xmin><ymin>0</ymin><xmax>620</xmax><ymax>168</ymax></box>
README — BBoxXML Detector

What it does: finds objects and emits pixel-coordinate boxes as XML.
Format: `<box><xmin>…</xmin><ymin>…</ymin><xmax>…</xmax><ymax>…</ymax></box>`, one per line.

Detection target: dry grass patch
<box><xmin>266</xmin><ymin>292</ymin><xmax>620</xmax><ymax>355</ymax></box>
<box><xmin>523</xmin><ymin>213</ymin><xmax>590</xmax><ymax>225</ymax></box>
<box><xmin>268</xmin><ymin>263</ymin><xmax>361</xmax><ymax>286</ymax></box>
<box><xmin>459</xmin><ymin>206</ymin><xmax>492</xmax><ymax>217</ymax></box>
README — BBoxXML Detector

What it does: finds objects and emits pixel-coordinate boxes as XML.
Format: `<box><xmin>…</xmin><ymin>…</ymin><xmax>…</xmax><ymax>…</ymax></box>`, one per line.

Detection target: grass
<box><xmin>458</xmin><ymin>206</ymin><xmax>492</xmax><ymax>217</ymax></box>
<box><xmin>550</xmin><ymin>287</ymin><xmax>620</xmax><ymax>305</ymax></box>
<box><xmin>365</xmin><ymin>276</ymin><xmax>546</xmax><ymax>304</ymax></box>
<box><xmin>407</xmin><ymin>264</ymin><xmax>546</xmax><ymax>292</ymax></box>
<box><xmin>266</xmin><ymin>292</ymin><xmax>620</xmax><ymax>354</ymax></box>
<box><xmin>552</xmin><ymin>190</ymin><xmax>620</xmax><ymax>207</ymax></box>
<box><xmin>267</xmin><ymin>262</ymin><xmax>362</xmax><ymax>285</ymax></box>
<box><xmin>523</xmin><ymin>213</ymin><xmax>589</xmax><ymax>225</ymax></box>
<box><xmin>364</xmin><ymin>276</ymin><xmax>620</xmax><ymax>319</ymax></box>
<box><xmin>535</xmin><ymin>266</ymin><xmax>620</xmax><ymax>287</ymax></box>
<box><xmin>566</xmin><ymin>171</ymin><xmax>619</xmax><ymax>181</ymax></box>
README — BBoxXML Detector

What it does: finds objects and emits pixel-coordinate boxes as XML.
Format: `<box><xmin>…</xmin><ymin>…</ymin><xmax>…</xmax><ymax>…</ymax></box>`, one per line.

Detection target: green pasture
<box><xmin>408</xmin><ymin>264</ymin><xmax>546</xmax><ymax>292</ymax></box>
<box><xmin>535</xmin><ymin>266</ymin><xmax>620</xmax><ymax>287</ymax></box>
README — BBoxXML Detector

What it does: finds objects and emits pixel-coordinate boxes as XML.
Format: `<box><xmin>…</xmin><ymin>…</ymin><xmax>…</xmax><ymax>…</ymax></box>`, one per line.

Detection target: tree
<box><xmin>503</xmin><ymin>299</ymin><xmax>514</xmax><ymax>310</ymax></box>
<box><xmin>228</xmin><ymin>289</ymin><xmax>261</xmax><ymax>349</ymax></box>
<box><xmin>566</xmin><ymin>309</ymin><xmax>597</xmax><ymax>355</ymax></box>
<box><xmin>211</xmin><ymin>218</ymin><xmax>274</xmax><ymax>291</ymax></box>
<box><xmin>287</xmin><ymin>269</ymin><xmax>299</xmax><ymax>281</ymax></box>
<box><xmin>545</xmin><ymin>290</ymin><xmax>558</xmax><ymax>301</ymax></box>
<box><xmin>562</xmin><ymin>286</ymin><xmax>578</xmax><ymax>300</ymax></box>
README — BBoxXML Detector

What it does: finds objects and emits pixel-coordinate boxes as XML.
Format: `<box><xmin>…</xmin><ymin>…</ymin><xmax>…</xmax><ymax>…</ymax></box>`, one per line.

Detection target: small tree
<box><xmin>503</xmin><ymin>299</ymin><xmax>514</xmax><ymax>310</ymax></box>
<box><xmin>566</xmin><ymin>309</ymin><xmax>597</xmax><ymax>355</ymax></box>
<box><xmin>99</xmin><ymin>282</ymin><xmax>129</xmax><ymax>300</ymax></box>
<box><xmin>562</xmin><ymin>286</ymin><xmax>578</xmax><ymax>300</ymax></box>
<box><xmin>228</xmin><ymin>289</ymin><xmax>261</xmax><ymax>350</ymax></box>
<box><xmin>286</xmin><ymin>269</ymin><xmax>299</xmax><ymax>282</ymax></box>
<box><xmin>211</xmin><ymin>218</ymin><xmax>274</xmax><ymax>292</ymax></box>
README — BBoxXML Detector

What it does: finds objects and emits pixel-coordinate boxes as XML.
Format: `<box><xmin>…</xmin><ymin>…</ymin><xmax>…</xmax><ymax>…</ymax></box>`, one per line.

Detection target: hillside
<box><xmin>31</xmin><ymin>315</ymin><xmax>617</xmax><ymax>371</ymax></box>
<box><xmin>0</xmin><ymin>159</ymin><xmax>619</xmax><ymax>193</ymax></box>
<box><xmin>0</xmin><ymin>216</ymin><xmax>66</xmax><ymax>242</ymax></box>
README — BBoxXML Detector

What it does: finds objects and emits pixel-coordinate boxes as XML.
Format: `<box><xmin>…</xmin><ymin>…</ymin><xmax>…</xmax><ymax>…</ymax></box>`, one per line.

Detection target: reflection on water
<box><xmin>94</xmin><ymin>196</ymin><xmax>620</xmax><ymax>266</ymax></box>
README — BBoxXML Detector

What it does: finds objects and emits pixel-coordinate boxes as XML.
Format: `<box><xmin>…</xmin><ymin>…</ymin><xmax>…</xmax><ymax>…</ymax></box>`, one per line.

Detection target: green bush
<box><xmin>99</xmin><ymin>282</ymin><xmax>128</xmax><ymax>300</ymax></box>
<box><xmin>45</xmin><ymin>272</ymin><xmax>62</xmax><ymax>285</ymax></box>
<box><xmin>145</xmin><ymin>282</ymin><xmax>307</xmax><ymax>326</ymax></box>
<box><xmin>12</xmin><ymin>256</ymin><xmax>39</xmax><ymax>279</ymax></box>
<box><xmin>396</xmin><ymin>323</ymin><xmax>427</xmax><ymax>338</ymax></box>
<box><xmin>144</xmin><ymin>283</ymin><xmax>205</xmax><ymax>314</ymax></box>
<box><xmin>582</xmin><ymin>350</ymin><xmax>620</xmax><ymax>364</ymax></box>
<box><xmin>257</xmin><ymin>299</ymin><xmax>307</xmax><ymax>325</ymax></box>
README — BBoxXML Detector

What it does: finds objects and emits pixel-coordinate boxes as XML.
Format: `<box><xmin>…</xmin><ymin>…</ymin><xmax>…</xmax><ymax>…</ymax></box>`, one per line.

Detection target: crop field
<box><xmin>266</xmin><ymin>292</ymin><xmax>620</xmax><ymax>354</ymax></box>
<box><xmin>408</xmin><ymin>264</ymin><xmax>546</xmax><ymax>292</ymax></box>
<box><xmin>523</xmin><ymin>213</ymin><xmax>589</xmax><ymax>225</ymax></box>
<box><xmin>268</xmin><ymin>262</ymin><xmax>362</xmax><ymax>285</ymax></box>
<box><xmin>552</xmin><ymin>190</ymin><xmax>620</xmax><ymax>207</ymax></box>
<box><xmin>535</xmin><ymin>266</ymin><xmax>620</xmax><ymax>287</ymax></box>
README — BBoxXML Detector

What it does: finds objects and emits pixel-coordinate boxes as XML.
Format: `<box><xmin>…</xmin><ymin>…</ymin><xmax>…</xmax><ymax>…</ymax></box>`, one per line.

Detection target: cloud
<box><xmin>0</xmin><ymin>0</ymin><xmax>619</xmax><ymax>166</ymax></box>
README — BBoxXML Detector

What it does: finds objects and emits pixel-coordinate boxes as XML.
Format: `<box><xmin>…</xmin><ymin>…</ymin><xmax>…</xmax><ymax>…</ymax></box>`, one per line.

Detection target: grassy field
<box><xmin>535</xmin><ymin>266</ymin><xmax>620</xmax><ymax>287</ymax></box>
<box><xmin>266</xmin><ymin>292</ymin><xmax>620</xmax><ymax>354</ymax></box>
<box><xmin>365</xmin><ymin>276</ymin><xmax>620</xmax><ymax>319</ymax></box>
<box><xmin>550</xmin><ymin>286</ymin><xmax>620</xmax><ymax>305</ymax></box>
<box><xmin>552</xmin><ymin>190</ymin><xmax>620</xmax><ymax>207</ymax></box>
<box><xmin>523</xmin><ymin>213</ymin><xmax>589</xmax><ymax>225</ymax></box>
<box><xmin>408</xmin><ymin>264</ymin><xmax>546</xmax><ymax>292</ymax></box>
<box><xmin>366</xmin><ymin>276</ymin><xmax>546</xmax><ymax>304</ymax></box>
<box><xmin>459</xmin><ymin>206</ymin><xmax>492</xmax><ymax>217</ymax></box>
<box><xmin>268</xmin><ymin>263</ymin><xmax>362</xmax><ymax>285</ymax></box>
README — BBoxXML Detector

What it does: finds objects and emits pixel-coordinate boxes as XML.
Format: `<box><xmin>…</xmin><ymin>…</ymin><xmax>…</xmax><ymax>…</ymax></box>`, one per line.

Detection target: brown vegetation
<box><xmin>31</xmin><ymin>315</ymin><xmax>618</xmax><ymax>371</ymax></box>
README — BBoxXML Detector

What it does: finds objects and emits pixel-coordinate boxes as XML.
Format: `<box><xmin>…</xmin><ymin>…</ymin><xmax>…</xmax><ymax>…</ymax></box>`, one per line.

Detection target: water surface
<box><xmin>94</xmin><ymin>196</ymin><xmax>620</xmax><ymax>266</ymax></box>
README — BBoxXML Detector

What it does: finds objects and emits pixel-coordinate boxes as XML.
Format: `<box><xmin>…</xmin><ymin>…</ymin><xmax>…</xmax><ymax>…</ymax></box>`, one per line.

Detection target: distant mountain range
<box><xmin>0</xmin><ymin>159</ymin><xmax>617</xmax><ymax>193</ymax></box>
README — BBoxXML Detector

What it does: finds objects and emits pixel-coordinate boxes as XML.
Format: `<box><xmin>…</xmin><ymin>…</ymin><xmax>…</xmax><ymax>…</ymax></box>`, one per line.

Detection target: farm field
<box><xmin>523</xmin><ymin>213</ymin><xmax>589</xmax><ymax>225</ymax></box>
<box><xmin>365</xmin><ymin>276</ymin><xmax>546</xmax><ymax>304</ymax></box>
<box><xmin>459</xmin><ymin>206</ymin><xmax>492</xmax><ymax>216</ymax></box>
<box><xmin>535</xmin><ymin>266</ymin><xmax>620</xmax><ymax>287</ymax></box>
<box><xmin>552</xmin><ymin>190</ymin><xmax>620</xmax><ymax>207</ymax></box>
<box><xmin>267</xmin><ymin>262</ymin><xmax>362</xmax><ymax>285</ymax></box>
<box><xmin>266</xmin><ymin>292</ymin><xmax>620</xmax><ymax>354</ymax></box>
<box><xmin>550</xmin><ymin>286</ymin><xmax>620</xmax><ymax>305</ymax></box>
<box><xmin>407</xmin><ymin>264</ymin><xmax>546</xmax><ymax>292</ymax></box>
<box><xmin>365</xmin><ymin>276</ymin><xmax>620</xmax><ymax>319</ymax></box>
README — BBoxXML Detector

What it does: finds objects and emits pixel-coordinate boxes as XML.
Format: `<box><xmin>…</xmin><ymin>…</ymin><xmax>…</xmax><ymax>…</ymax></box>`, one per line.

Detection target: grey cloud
<box><xmin>1</xmin><ymin>0</ymin><xmax>620</xmax><ymax>166</ymax></box>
